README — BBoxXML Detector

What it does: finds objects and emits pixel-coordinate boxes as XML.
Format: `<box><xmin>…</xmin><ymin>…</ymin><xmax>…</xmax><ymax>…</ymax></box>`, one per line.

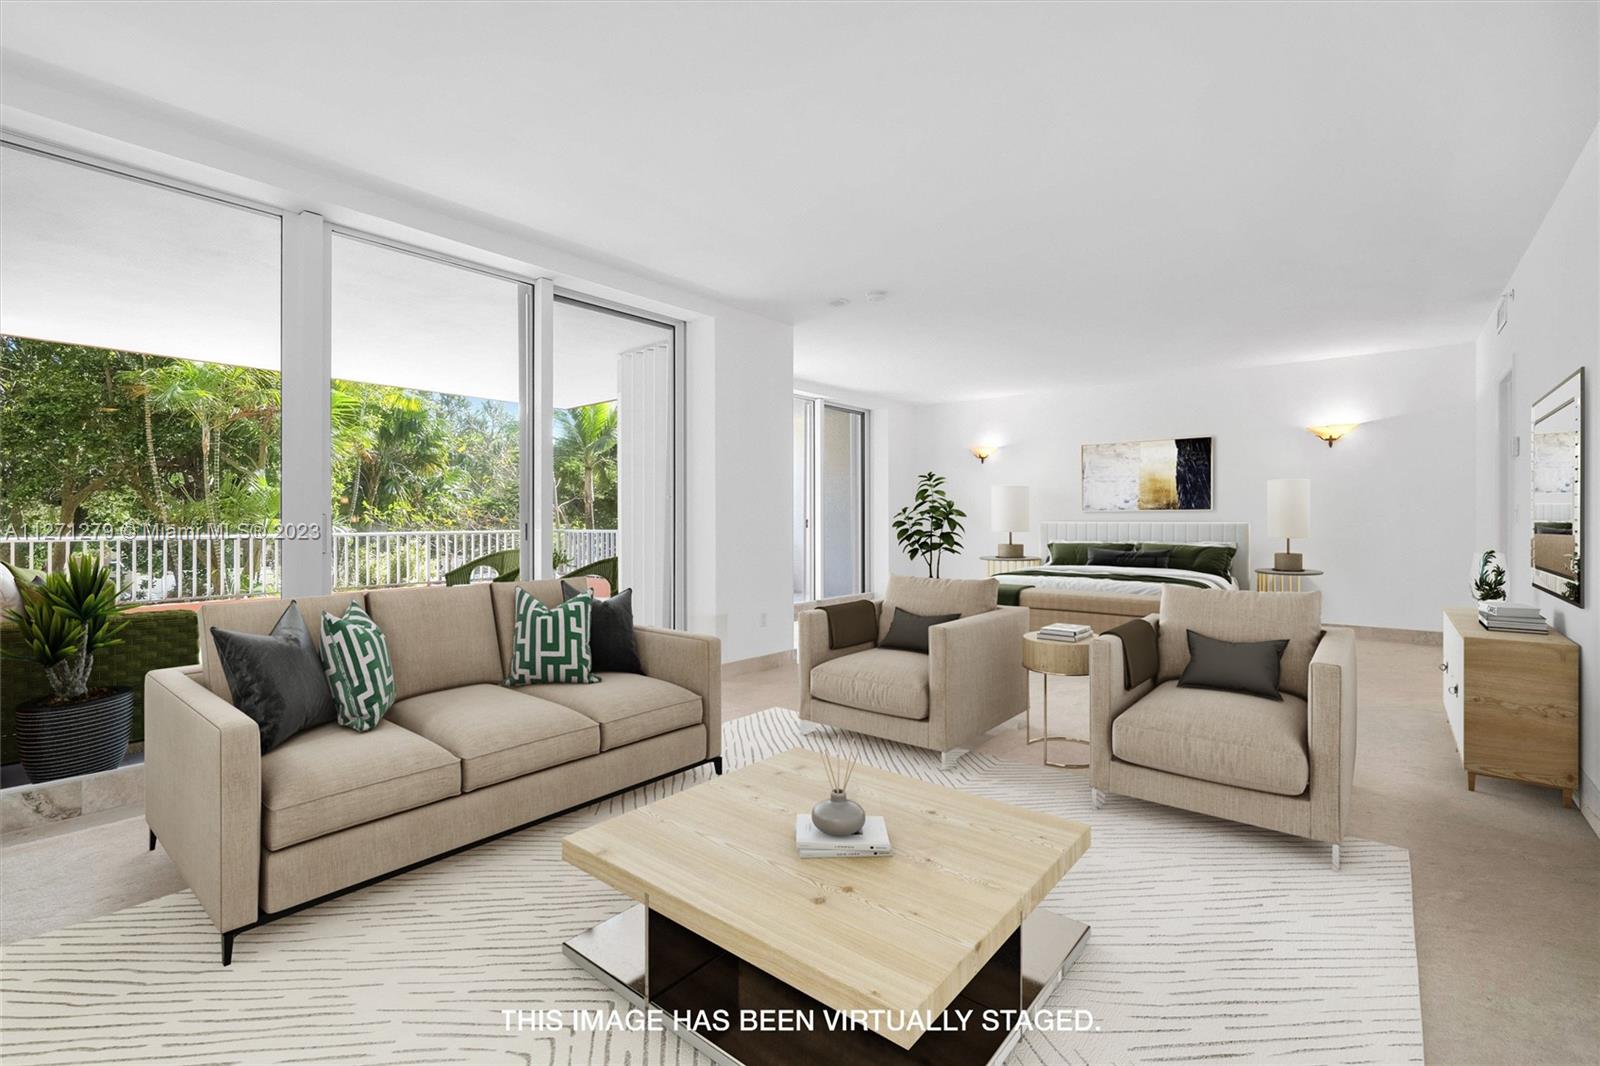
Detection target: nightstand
<box><xmin>983</xmin><ymin>555</ymin><xmax>1043</xmax><ymax>576</ymax></box>
<box><xmin>1254</xmin><ymin>567</ymin><xmax>1323</xmax><ymax>591</ymax></box>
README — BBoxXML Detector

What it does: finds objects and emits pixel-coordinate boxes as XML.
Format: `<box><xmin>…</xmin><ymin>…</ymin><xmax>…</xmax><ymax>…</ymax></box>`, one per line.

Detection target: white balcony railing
<box><xmin>1</xmin><ymin>528</ymin><xmax>618</xmax><ymax>604</ymax></box>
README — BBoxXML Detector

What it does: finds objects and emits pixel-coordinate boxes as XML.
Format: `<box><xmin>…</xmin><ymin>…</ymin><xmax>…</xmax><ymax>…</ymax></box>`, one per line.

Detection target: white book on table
<box><xmin>795</xmin><ymin>815</ymin><xmax>892</xmax><ymax>857</ymax></box>
<box><xmin>1479</xmin><ymin>603</ymin><xmax>1546</xmax><ymax>618</ymax></box>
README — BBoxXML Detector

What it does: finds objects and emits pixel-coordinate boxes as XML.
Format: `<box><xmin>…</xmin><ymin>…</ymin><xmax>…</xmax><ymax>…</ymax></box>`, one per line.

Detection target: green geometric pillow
<box><xmin>507</xmin><ymin>586</ymin><xmax>600</xmax><ymax>685</ymax></box>
<box><xmin>320</xmin><ymin>604</ymin><xmax>397</xmax><ymax>731</ymax></box>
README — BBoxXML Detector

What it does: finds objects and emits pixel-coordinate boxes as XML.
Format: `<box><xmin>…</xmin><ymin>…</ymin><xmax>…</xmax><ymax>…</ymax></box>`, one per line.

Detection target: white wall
<box><xmin>892</xmin><ymin>344</ymin><xmax>1477</xmax><ymax>632</ymax></box>
<box><xmin>2</xmin><ymin>66</ymin><xmax>798</xmax><ymax>664</ymax></box>
<box><xmin>1475</xmin><ymin>126</ymin><xmax>1599</xmax><ymax>825</ymax></box>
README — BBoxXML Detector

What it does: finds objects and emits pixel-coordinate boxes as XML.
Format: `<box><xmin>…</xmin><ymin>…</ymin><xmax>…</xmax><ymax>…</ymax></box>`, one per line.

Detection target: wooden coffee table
<box><xmin>562</xmin><ymin>748</ymin><xmax>1092</xmax><ymax>1064</ymax></box>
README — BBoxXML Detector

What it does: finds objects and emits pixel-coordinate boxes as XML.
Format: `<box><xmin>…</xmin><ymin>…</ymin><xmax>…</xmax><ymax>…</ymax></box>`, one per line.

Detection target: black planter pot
<box><xmin>14</xmin><ymin>686</ymin><xmax>134</xmax><ymax>784</ymax></box>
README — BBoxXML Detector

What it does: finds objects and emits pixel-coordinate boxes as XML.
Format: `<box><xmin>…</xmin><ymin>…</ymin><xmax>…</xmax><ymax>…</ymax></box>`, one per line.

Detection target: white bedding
<box><xmin>995</xmin><ymin>564</ymin><xmax>1236</xmax><ymax>598</ymax></box>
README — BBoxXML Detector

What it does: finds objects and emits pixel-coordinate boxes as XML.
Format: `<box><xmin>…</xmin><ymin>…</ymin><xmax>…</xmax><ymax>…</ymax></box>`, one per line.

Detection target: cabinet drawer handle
<box><xmin>1439</xmin><ymin>662</ymin><xmax>1448</xmax><ymax>672</ymax></box>
<box><xmin>1449</xmin><ymin>683</ymin><xmax>1459</xmax><ymax>696</ymax></box>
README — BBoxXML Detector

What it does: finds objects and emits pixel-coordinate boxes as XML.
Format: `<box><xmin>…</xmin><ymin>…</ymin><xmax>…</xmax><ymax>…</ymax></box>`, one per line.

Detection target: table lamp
<box><xmin>992</xmin><ymin>486</ymin><xmax>1030</xmax><ymax>559</ymax></box>
<box><xmin>1267</xmin><ymin>479</ymin><xmax>1310</xmax><ymax>571</ymax></box>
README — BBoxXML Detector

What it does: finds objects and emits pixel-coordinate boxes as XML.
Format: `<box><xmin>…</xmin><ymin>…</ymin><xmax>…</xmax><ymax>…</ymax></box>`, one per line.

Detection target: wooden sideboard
<box><xmin>1441</xmin><ymin>608</ymin><xmax>1580</xmax><ymax>806</ymax></box>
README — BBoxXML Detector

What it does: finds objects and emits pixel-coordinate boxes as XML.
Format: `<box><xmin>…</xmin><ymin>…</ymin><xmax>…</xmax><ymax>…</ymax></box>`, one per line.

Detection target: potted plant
<box><xmin>1472</xmin><ymin>549</ymin><xmax>1506</xmax><ymax>602</ymax></box>
<box><xmin>3</xmin><ymin>554</ymin><xmax>134</xmax><ymax>783</ymax></box>
<box><xmin>892</xmin><ymin>471</ymin><xmax>967</xmax><ymax>577</ymax></box>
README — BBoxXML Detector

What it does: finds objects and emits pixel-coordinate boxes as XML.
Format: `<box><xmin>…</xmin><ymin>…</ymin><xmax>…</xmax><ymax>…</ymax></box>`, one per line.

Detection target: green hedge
<box><xmin>1</xmin><ymin>610</ymin><xmax>200</xmax><ymax>766</ymax></box>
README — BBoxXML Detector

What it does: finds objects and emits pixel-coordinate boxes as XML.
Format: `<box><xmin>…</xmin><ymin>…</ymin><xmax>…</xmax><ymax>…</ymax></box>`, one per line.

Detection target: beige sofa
<box><xmin>798</xmin><ymin>575</ymin><xmax>1029</xmax><ymax>769</ymax></box>
<box><xmin>145</xmin><ymin>580</ymin><xmax>721</xmax><ymax>963</ymax></box>
<box><xmin>1088</xmin><ymin>587</ymin><xmax>1357</xmax><ymax>867</ymax></box>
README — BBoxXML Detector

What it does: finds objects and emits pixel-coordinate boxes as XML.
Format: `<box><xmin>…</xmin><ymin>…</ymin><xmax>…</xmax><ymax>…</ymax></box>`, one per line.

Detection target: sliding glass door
<box><xmin>0</xmin><ymin>144</ymin><xmax>284</xmax><ymax>602</ymax></box>
<box><xmin>793</xmin><ymin>396</ymin><xmax>867</xmax><ymax>602</ymax></box>
<box><xmin>329</xmin><ymin>234</ymin><xmax>523</xmax><ymax>590</ymax></box>
<box><xmin>550</xmin><ymin>295</ymin><xmax>678</xmax><ymax>626</ymax></box>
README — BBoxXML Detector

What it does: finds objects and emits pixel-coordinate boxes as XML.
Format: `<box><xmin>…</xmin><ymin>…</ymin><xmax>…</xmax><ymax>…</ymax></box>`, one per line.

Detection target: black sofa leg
<box><xmin>148</xmin><ymin>828</ymin><xmax>157</xmax><ymax>852</ymax></box>
<box><xmin>712</xmin><ymin>756</ymin><xmax>723</xmax><ymax>775</ymax></box>
<box><xmin>221</xmin><ymin>931</ymin><xmax>235</xmax><ymax>966</ymax></box>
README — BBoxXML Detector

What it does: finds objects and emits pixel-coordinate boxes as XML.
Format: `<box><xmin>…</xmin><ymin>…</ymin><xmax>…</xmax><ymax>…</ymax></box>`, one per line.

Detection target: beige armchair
<box><xmin>798</xmin><ymin>575</ymin><xmax>1029</xmax><ymax>769</ymax></box>
<box><xmin>1089</xmin><ymin>587</ymin><xmax>1357</xmax><ymax>868</ymax></box>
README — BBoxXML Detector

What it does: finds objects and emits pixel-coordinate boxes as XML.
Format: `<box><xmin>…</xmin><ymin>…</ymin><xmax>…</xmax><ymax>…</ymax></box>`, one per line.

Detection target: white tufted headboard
<box><xmin>1039</xmin><ymin>520</ymin><xmax>1253</xmax><ymax>587</ymax></box>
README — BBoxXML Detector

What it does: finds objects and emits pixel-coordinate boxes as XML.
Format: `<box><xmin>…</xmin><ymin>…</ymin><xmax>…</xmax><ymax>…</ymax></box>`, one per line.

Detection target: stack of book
<box><xmin>1478</xmin><ymin>602</ymin><xmax>1549</xmax><ymax>634</ymax></box>
<box><xmin>794</xmin><ymin>815</ymin><xmax>892</xmax><ymax>858</ymax></box>
<box><xmin>1037</xmin><ymin>622</ymin><xmax>1093</xmax><ymax>643</ymax></box>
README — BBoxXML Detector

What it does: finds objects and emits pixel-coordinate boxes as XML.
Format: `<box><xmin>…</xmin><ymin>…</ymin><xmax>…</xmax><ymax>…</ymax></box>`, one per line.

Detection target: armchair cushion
<box><xmin>878</xmin><ymin>575</ymin><xmax>997</xmax><ymax>643</ymax></box>
<box><xmin>1111</xmin><ymin>680</ymin><xmax>1309</xmax><ymax>796</ymax></box>
<box><xmin>810</xmin><ymin>648</ymin><xmax>931</xmax><ymax>720</ymax></box>
<box><xmin>880</xmin><ymin>608</ymin><xmax>959</xmax><ymax>653</ymax></box>
<box><xmin>1158</xmin><ymin>587</ymin><xmax>1322</xmax><ymax>698</ymax></box>
<box><xmin>1179</xmin><ymin>630</ymin><xmax>1289</xmax><ymax>701</ymax></box>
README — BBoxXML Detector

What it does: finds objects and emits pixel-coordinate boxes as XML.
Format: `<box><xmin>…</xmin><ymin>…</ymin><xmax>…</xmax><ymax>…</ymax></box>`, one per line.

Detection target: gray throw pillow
<box><xmin>880</xmin><ymin>607</ymin><xmax>959</xmax><ymax>653</ymax></box>
<box><xmin>1178</xmin><ymin>630</ymin><xmax>1288</xmax><ymax>701</ymax></box>
<box><xmin>211</xmin><ymin>602</ymin><xmax>338</xmax><ymax>751</ymax></box>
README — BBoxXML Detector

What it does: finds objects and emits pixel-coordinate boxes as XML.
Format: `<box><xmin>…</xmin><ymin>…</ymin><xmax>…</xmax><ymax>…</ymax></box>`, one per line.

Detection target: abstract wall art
<box><xmin>1081</xmin><ymin>436</ymin><xmax>1213</xmax><ymax>511</ymax></box>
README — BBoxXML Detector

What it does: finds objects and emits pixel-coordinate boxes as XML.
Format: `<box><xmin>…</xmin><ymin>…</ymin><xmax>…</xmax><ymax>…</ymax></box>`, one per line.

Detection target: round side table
<box><xmin>1021</xmin><ymin>631</ymin><xmax>1090</xmax><ymax>769</ymax></box>
<box><xmin>1254</xmin><ymin>567</ymin><xmax>1324</xmax><ymax>592</ymax></box>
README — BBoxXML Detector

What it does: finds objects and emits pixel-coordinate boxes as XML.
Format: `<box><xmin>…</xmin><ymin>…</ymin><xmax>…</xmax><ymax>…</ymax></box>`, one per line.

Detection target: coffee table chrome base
<box><xmin>564</xmin><ymin>904</ymin><xmax>1089</xmax><ymax>1066</ymax></box>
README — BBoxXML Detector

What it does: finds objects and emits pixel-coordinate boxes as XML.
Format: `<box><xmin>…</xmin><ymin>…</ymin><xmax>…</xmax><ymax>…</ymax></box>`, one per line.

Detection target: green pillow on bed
<box><xmin>1138</xmin><ymin>542</ymin><xmax>1237</xmax><ymax>580</ymax></box>
<box><xmin>1047</xmin><ymin>541</ymin><xmax>1134</xmax><ymax>565</ymax></box>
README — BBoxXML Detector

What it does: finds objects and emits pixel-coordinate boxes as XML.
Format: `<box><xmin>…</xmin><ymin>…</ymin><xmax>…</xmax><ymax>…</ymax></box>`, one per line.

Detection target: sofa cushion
<box><xmin>809</xmin><ymin>648</ymin><xmax>931</xmax><ymax>721</ymax></box>
<box><xmin>1158</xmin><ymin>587</ymin><xmax>1323</xmax><ymax>698</ymax></box>
<box><xmin>260</xmin><ymin>721</ymin><xmax>460</xmax><ymax>850</ymax></box>
<box><xmin>1111</xmin><ymin>680</ymin><xmax>1309</xmax><ymax>796</ymax></box>
<box><xmin>199</xmin><ymin>593</ymin><xmax>365</xmax><ymax>699</ymax></box>
<box><xmin>878</xmin><ymin>575</ymin><xmax>998</xmax><ymax>643</ymax></box>
<box><xmin>524</xmin><ymin>673</ymin><xmax>701</xmax><ymax>750</ymax></box>
<box><xmin>365</xmin><ymin>584</ymin><xmax>503</xmax><ymax>700</ymax></box>
<box><xmin>387</xmin><ymin>684</ymin><xmax>600</xmax><ymax>791</ymax></box>
<box><xmin>490</xmin><ymin>580</ymin><xmax>575</xmax><ymax>678</ymax></box>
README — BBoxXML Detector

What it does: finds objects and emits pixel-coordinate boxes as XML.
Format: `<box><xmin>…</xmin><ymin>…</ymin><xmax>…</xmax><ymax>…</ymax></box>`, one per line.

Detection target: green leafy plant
<box><xmin>1472</xmin><ymin>549</ymin><xmax>1506</xmax><ymax>602</ymax></box>
<box><xmin>3</xmin><ymin>554</ymin><xmax>132</xmax><ymax>702</ymax></box>
<box><xmin>892</xmin><ymin>472</ymin><xmax>966</xmax><ymax>578</ymax></box>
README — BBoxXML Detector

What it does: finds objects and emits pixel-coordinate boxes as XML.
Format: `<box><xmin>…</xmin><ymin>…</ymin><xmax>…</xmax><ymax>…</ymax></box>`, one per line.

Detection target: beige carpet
<box><xmin>0</xmin><ymin>708</ymin><xmax>1421</xmax><ymax>1065</ymax></box>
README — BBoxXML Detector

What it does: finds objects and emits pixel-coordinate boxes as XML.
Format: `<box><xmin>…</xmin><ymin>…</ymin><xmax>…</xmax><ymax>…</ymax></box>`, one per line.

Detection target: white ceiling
<box><xmin>1</xmin><ymin>2</ymin><xmax>1595</xmax><ymax>402</ymax></box>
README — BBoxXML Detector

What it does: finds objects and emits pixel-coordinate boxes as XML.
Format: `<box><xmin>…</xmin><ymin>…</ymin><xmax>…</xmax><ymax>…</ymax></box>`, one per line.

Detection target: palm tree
<box><xmin>553</xmin><ymin>402</ymin><xmax>617</xmax><ymax>530</ymax></box>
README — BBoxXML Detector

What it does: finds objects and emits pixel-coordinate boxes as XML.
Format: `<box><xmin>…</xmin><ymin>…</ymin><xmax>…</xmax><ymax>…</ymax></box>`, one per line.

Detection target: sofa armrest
<box><xmin>634</xmin><ymin>626</ymin><xmax>723</xmax><ymax>758</ymax></box>
<box><xmin>797</xmin><ymin>601</ymin><xmax>879</xmax><ymax>713</ymax></box>
<box><xmin>1307</xmin><ymin>627</ymin><xmax>1358</xmax><ymax>842</ymax></box>
<box><xmin>144</xmin><ymin>667</ymin><xmax>261</xmax><ymax>934</ymax></box>
<box><xmin>928</xmin><ymin>605</ymin><xmax>1029</xmax><ymax>750</ymax></box>
<box><xmin>1088</xmin><ymin>613</ymin><xmax>1159</xmax><ymax>790</ymax></box>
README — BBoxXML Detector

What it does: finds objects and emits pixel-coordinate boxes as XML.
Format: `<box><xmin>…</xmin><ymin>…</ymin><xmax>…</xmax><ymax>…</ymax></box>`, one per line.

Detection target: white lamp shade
<box><xmin>991</xmin><ymin>485</ymin><xmax>1030</xmax><ymax>533</ymax></box>
<box><xmin>1267</xmin><ymin>479</ymin><xmax>1311</xmax><ymax>539</ymax></box>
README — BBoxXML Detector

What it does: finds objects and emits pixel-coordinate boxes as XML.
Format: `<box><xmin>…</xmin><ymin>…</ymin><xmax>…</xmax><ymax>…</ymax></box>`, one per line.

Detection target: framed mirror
<box><xmin>1531</xmin><ymin>368</ymin><xmax>1582</xmax><ymax>604</ymax></box>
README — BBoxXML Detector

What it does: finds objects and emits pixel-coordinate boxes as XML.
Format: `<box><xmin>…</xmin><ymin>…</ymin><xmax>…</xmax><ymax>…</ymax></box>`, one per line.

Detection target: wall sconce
<box><xmin>971</xmin><ymin>444</ymin><xmax>995</xmax><ymax>464</ymax></box>
<box><xmin>1307</xmin><ymin>423</ymin><xmax>1358</xmax><ymax>448</ymax></box>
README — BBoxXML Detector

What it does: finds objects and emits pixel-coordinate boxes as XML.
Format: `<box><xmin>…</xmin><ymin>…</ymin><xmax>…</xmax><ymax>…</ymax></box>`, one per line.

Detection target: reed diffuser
<box><xmin>811</xmin><ymin>747</ymin><xmax>866</xmax><ymax>837</ymax></box>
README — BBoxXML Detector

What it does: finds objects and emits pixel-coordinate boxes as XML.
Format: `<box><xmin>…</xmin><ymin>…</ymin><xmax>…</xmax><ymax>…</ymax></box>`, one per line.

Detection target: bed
<box><xmin>1003</xmin><ymin>520</ymin><xmax>1251</xmax><ymax>632</ymax></box>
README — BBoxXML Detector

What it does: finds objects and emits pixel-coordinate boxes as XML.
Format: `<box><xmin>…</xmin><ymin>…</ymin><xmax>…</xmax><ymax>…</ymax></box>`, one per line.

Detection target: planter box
<box><xmin>0</xmin><ymin>609</ymin><xmax>198</xmax><ymax>769</ymax></box>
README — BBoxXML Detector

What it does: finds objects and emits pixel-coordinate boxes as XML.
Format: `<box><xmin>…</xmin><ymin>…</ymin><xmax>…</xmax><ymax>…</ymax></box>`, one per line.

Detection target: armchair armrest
<box><xmin>1089</xmin><ymin>612</ymin><xmax>1159</xmax><ymax>789</ymax></box>
<box><xmin>797</xmin><ymin>601</ymin><xmax>879</xmax><ymax>712</ymax></box>
<box><xmin>144</xmin><ymin>667</ymin><xmax>261</xmax><ymax>934</ymax></box>
<box><xmin>1307</xmin><ymin>627</ymin><xmax>1358</xmax><ymax>842</ymax></box>
<box><xmin>928</xmin><ymin>605</ymin><xmax>1029</xmax><ymax>750</ymax></box>
<box><xmin>635</xmin><ymin>626</ymin><xmax>723</xmax><ymax>758</ymax></box>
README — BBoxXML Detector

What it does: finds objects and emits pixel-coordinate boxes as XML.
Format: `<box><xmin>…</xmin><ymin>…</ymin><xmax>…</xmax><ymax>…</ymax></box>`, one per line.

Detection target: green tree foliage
<box><xmin>2</xmin><ymin>337</ymin><xmax>618</xmax><ymax>544</ymax></box>
<box><xmin>553</xmin><ymin>402</ymin><xmax>618</xmax><ymax>530</ymax></box>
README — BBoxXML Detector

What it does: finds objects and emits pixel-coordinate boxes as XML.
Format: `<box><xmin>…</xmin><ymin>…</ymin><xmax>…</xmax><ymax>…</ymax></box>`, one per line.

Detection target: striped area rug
<box><xmin>0</xmin><ymin>708</ymin><xmax>1421</xmax><ymax>1065</ymax></box>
